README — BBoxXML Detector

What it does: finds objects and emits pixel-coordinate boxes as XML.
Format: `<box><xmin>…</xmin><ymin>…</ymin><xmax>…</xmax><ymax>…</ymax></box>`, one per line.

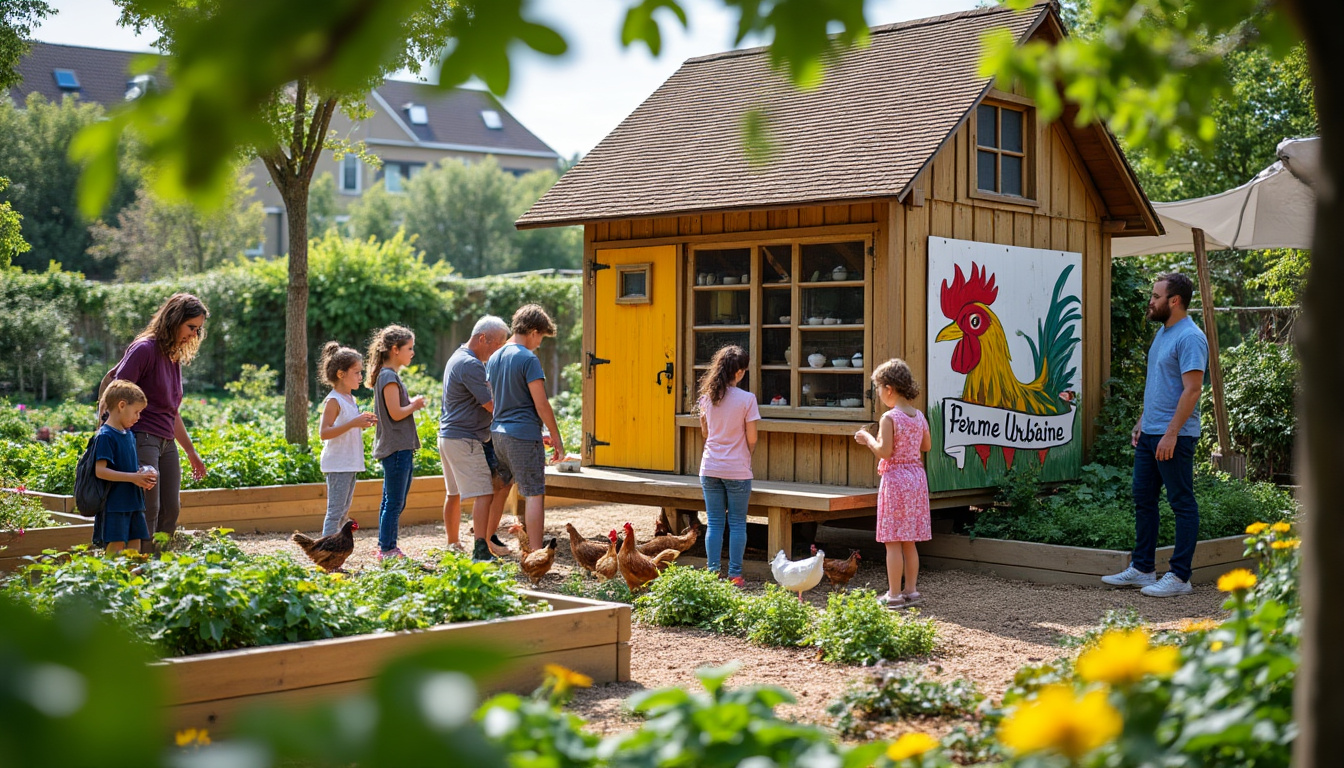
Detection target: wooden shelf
<box><xmin>800</xmin><ymin>279</ymin><xmax>864</xmax><ymax>288</ymax></box>
<box><xmin>761</xmin><ymin>323</ymin><xmax>790</xmax><ymax>329</ymax></box>
<box><xmin>762</xmin><ymin>282</ymin><xmax>792</xmax><ymax>289</ymax></box>
<box><xmin>799</xmin><ymin>324</ymin><xmax>864</xmax><ymax>331</ymax></box>
<box><xmin>675</xmin><ymin>415</ymin><xmax>874</xmax><ymax>434</ymax></box>
<box><xmin>693</xmin><ymin>324</ymin><xmax>751</xmax><ymax>331</ymax></box>
<box><xmin>693</xmin><ymin>284</ymin><xmax>751</xmax><ymax>291</ymax></box>
<box><xmin>759</xmin><ymin>364</ymin><xmax>791</xmax><ymax>370</ymax></box>
<box><xmin>800</xmin><ymin>367</ymin><xmax>865</xmax><ymax>374</ymax></box>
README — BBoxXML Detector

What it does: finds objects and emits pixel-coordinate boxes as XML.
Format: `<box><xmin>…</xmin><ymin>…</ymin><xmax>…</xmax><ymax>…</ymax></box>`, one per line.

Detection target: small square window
<box><xmin>481</xmin><ymin>109</ymin><xmax>503</xmax><ymax>129</ymax></box>
<box><xmin>615</xmin><ymin>263</ymin><xmax>652</xmax><ymax>304</ymax></box>
<box><xmin>340</xmin><ymin>155</ymin><xmax>361</xmax><ymax>193</ymax></box>
<box><xmin>53</xmin><ymin>69</ymin><xmax>80</xmax><ymax>90</ymax></box>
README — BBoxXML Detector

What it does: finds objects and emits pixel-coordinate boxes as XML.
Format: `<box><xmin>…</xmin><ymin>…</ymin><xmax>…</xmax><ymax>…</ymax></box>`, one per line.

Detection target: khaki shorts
<box><xmin>437</xmin><ymin>437</ymin><xmax>495</xmax><ymax>500</ymax></box>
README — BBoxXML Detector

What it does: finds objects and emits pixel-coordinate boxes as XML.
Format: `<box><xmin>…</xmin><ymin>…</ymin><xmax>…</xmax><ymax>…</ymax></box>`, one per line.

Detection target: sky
<box><xmin>34</xmin><ymin>0</ymin><xmax>981</xmax><ymax>159</ymax></box>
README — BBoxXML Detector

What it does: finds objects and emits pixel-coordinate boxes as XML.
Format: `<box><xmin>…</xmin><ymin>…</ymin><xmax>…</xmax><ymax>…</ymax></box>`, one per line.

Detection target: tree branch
<box><xmin>291</xmin><ymin>79</ymin><xmax>308</xmax><ymax>175</ymax></box>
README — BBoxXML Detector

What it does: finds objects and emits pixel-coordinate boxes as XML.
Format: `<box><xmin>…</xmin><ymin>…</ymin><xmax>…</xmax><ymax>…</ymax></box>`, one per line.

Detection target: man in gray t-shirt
<box><xmin>1102</xmin><ymin>272</ymin><xmax>1208</xmax><ymax>598</ymax></box>
<box><xmin>438</xmin><ymin>315</ymin><xmax>510</xmax><ymax>562</ymax></box>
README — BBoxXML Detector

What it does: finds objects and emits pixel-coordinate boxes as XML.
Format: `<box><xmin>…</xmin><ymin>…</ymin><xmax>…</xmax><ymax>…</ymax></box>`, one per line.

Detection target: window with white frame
<box><xmin>340</xmin><ymin>155</ymin><xmax>361</xmax><ymax>193</ymax></box>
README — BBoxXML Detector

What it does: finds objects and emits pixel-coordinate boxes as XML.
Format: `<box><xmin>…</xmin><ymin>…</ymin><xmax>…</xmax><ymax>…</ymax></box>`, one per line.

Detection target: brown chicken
<box><xmin>594</xmin><ymin>530</ymin><xmax>621</xmax><ymax>582</ymax></box>
<box><xmin>637</xmin><ymin>520</ymin><xmax>701</xmax><ymax>556</ymax></box>
<box><xmin>813</xmin><ymin>545</ymin><xmax>861</xmax><ymax>588</ymax></box>
<box><xmin>618</xmin><ymin>521</ymin><xmax>679</xmax><ymax>592</ymax></box>
<box><xmin>566</xmin><ymin>522</ymin><xmax>609</xmax><ymax>575</ymax></box>
<box><xmin>508</xmin><ymin>524</ymin><xmax>558</xmax><ymax>585</ymax></box>
<box><xmin>292</xmin><ymin>520</ymin><xmax>358</xmax><ymax>572</ymax></box>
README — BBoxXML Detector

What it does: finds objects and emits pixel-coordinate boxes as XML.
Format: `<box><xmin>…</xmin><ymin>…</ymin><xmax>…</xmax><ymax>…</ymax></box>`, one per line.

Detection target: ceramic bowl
<box><xmin>808</xmin><ymin>353</ymin><xmax>827</xmax><ymax>368</ymax></box>
<box><xmin>831</xmin><ymin>358</ymin><xmax>850</xmax><ymax>368</ymax></box>
<box><xmin>832</xmin><ymin>267</ymin><xmax>849</xmax><ymax>281</ymax></box>
<box><xmin>779</xmin><ymin>315</ymin><xmax>791</xmax><ymax>324</ymax></box>
<box><xmin>722</xmin><ymin>276</ymin><xmax>739</xmax><ymax>285</ymax></box>
<box><xmin>808</xmin><ymin>317</ymin><xmax>825</xmax><ymax>326</ymax></box>
<box><xmin>840</xmin><ymin>398</ymin><xmax>862</xmax><ymax>408</ymax></box>
<box><xmin>823</xmin><ymin>317</ymin><xmax>840</xmax><ymax>325</ymax></box>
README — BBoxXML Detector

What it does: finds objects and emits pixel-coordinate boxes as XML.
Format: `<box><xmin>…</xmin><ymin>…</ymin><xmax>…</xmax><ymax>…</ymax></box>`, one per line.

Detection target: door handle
<box><xmin>655</xmin><ymin>362</ymin><xmax>674</xmax><ymax>393</ymax></box>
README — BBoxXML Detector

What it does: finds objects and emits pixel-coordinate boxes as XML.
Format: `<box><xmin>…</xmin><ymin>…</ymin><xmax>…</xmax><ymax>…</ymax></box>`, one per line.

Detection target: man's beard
<box><xmin>1148</xmin><ymin>303</ymin><xmax>1170</xmax><ymax>323</ymax></box>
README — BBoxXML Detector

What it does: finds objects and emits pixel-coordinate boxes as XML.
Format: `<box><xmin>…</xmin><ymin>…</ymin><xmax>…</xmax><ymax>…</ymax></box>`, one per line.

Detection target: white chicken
<box><xmin>770</xmin><ymin>548</ymin><xmax>826</xmax><ymax>601</ymax></box>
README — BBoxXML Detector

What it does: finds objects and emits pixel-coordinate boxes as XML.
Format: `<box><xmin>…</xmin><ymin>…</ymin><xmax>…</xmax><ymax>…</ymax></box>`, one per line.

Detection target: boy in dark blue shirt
<box><xmin>94</xmin><ymin>380</ymin><xmax>157</xmax><ymax>553</ymax></box>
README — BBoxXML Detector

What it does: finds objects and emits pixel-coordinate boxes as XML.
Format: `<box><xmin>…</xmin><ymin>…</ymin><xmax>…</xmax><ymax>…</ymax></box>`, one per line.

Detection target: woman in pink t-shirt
<box><xmin>697</xmin><ymin>345</ymin><xmax>759</xmax><ymax>587</ymax></box>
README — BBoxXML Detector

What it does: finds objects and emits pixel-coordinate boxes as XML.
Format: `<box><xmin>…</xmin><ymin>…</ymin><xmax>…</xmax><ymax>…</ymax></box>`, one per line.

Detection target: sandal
<box><xmin>878</xmin><ymin>591</ymin><xmax>908</xmax><ymax>608</ymax></box>
<box><xmin>901</xmin><ymin>591</ymin><xmax>924</xmax><ymax>606</ymax></box>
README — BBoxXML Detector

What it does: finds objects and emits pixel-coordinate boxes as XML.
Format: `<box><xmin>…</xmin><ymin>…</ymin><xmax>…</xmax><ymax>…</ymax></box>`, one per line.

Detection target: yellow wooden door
<box><xmin>593</xmin><ymin>245</ymin><xmax>677</xmax><ymax>470</ymax></box>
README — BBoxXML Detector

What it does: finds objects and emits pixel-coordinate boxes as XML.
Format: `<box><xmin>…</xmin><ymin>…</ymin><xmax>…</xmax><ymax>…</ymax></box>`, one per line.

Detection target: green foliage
<box><xmin>306</xmin><ymin>172</ymin><xmax>342</xmax><ymax>238</ymax></box>
<box><xmin>0</xmin><ymin>485</ymin><xmax>58</xmax><ymax>530</ymax></box>
<box><xmin>0</xmin><ymin>177</ymin><xmax>27</xmax><ymax>269</ymax></box>
<box><xmin>557</xmin><ymin>569</ymin><xmax>634</xmax><ymax>605</ymax></box>
<box><xmin>1249</xmin><ymin>249</ymin><xmax>1310</xmax><ymax>308</ymax></box>
<box><xmin>180</xmin><ymin>426</ymin><xmax>324</xmax><ymax>490</ymax></box>
<box><xmin>86</xmin><ymin>168</ymin><xmax>265</xmax><ymax>280</ymax></box>
<box><xmin>4</xmin><ymin>530</ymin><xmax>540</xmax><ymax>657</ymax></box>
<box><xmin>827</xmin><ymin>667</ymin><xmax>983</xmax><ymax>736</ymax></box>
<box><xmin>810</xmin><ymin>590</ymin><xmax>938</xmax><ymax>666</ymax></box>
<box><xmin>0</xmin><ymin>1</ymin><xmax>52</xmax><ymax>90</ymax></box>
<box><xmin>968</xmin><ymin>463</ymin><xmax>1297</xmax><ymax>550</ymax></box>
<box><xmin>1217</xmin><ymin>340</ymin><xmax>1298</xmax><ymax>479</ymax></box>
<box><xmin>0</xmin><ymin>264</ymin><xmax>85</xmax><ymax>400</ymax></box>
<box><xmin>222</xmin><ymin>363</ymin><xmax>279</xmax><ymax>400</ymax></box>
<box><xmin>738</xmin><ymin>583</ymin><xmax>816</xmax><ymax>647</ymax></box>
<box><xmin>632</xmin><ymin>565</ymin><xmax>744</xmax><ymax>633</ymax></box>
<box><xmin>1094</xmin><ymin>258</ymin><xmax>1155</xmax><ymax>467</ymax></box>
<box><xmin>0</xmin><ymin>94</ymin><xmax>140</xmax><ymax>277</ymax></box>
<box><xmin>346</xmin><ymin>182</ymin><xmax>403</xmax><ymax>242</ymax></box>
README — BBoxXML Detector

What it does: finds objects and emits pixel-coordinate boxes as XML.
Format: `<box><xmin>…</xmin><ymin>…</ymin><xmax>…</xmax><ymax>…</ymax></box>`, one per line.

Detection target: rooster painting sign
<box><xmin>925</xmin><ymin>237</ymin><xmax>1084</xmax><ymax>492</ymax></box>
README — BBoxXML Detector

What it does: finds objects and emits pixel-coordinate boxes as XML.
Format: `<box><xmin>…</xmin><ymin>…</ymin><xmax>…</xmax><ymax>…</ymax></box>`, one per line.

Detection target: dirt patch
<box><xmin>233</xmin><ymin>501</ymin><xmax>1228</xmax><ymax>733</ymax></box>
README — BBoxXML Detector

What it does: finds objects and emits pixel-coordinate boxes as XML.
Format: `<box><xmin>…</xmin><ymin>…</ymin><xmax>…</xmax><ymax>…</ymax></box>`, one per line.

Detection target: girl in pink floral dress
<box><xmin>855</xmin><ymin>359</ymin><xmax>931</xmax><ymax>608</ymax></box>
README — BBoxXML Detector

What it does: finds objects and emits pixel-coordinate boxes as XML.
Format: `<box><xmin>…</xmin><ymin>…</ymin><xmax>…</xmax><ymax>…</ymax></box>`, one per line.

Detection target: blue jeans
<box><xmin>378</xmin><ymin>450</ymin><xmax>415</xmax><ymax>551</ymax></box>
<box><xmin>701</xmin><ymin>476</ymin><xmax>751</xmax><ymax>578</ymax></box>
<box><xmin>1131</xmin><ymin>433</ymin><xmax>1199</xmax><ymax>581</ymax></box>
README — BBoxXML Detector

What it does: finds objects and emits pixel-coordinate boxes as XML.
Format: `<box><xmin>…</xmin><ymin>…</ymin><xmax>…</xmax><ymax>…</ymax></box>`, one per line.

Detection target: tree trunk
<box><xmin>282</xmin><ymin>188</ymin><xmax>310</xmax><ymax>445</ymax></box>
<box><xmin>1289</xmin><ymin>0</ymin><xmax>1344</xmax><ymax>765</ymax></box>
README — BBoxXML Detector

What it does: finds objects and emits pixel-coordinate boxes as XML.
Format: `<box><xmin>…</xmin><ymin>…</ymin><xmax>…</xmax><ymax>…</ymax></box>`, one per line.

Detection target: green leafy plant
<box><xmin>0</xmin><ymin>483</ymin><xmax>59</xmax><ymax>530</ymax></box>
<box><xmin>809</xmin><ymin>590</ymin><xmax>938</xmax><ymax>666</ymax></box>
<box><xmin>738</xmin><ymin>583</ymin><xmax>816</xmax><ymax>647</ymax></box>
<box><xmin>828</xmin><ymin>667</ymin><xmax>983</xmax><ymax>736</ymax></box>
<box><xmin>557</xmin><ymin>569</ymin><xmax>633</xmax><ymax>605</ymax></box>
<box><xmin>632</xmin><ymin>565</ymin><xmax>744</xmax><ymax>633</ymax></box>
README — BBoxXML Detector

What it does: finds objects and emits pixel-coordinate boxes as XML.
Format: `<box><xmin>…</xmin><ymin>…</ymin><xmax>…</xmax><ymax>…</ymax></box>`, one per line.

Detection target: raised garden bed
<box><xmin>159</xmin><ymin>590</ymin><xmax>630</xmax><ymax>735</ymax></box>
<box><xmin>919</xmin><ymin>532</ymin><xmax>1252</xmax><ymax>586</ymax></box>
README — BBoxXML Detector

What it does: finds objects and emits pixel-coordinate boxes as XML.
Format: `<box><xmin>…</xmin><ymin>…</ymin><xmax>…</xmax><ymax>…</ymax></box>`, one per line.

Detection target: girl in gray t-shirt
<box><xmin>365</xmin><ymin>325</ymin><xmax>427</xmax><ymax>558</ymax></box>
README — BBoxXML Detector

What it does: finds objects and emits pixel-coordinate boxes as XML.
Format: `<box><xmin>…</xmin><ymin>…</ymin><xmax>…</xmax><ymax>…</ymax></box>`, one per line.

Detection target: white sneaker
<box><xmin>1100</xmin><ymin>566</ymin><xmax>1158</xmax><ymax>588</ymax></box>
<box><xmin>1140</xmin><ymin>573</ymin><xmax>1193</xmax><ymax>598</ymax></box>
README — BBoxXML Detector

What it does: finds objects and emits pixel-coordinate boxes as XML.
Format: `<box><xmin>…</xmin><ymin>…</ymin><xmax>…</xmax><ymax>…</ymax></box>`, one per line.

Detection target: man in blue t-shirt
<box><xmin>1103</xmin><ymin>272</ymin><xmax>1208</xmax><ymax>597</ymax></box>
<box><xmin>486</xmin><ymin>304</ymin><xmax>565</xmax><ymax>553</ymax></box>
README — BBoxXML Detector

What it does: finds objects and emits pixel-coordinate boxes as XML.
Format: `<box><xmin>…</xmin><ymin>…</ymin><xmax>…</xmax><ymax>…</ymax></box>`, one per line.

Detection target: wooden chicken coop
<box><xmin>517</xmin><ymin>2</ymin><xmax>1160</xmax><ymax>555</ymax></box>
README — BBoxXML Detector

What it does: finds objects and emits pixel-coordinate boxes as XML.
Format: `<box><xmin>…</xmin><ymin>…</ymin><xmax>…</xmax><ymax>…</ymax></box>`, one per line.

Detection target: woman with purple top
<box><xmin>110</xmin><ymin>293</ymin><xmax>210</xmax><ymax>547</ymax></box>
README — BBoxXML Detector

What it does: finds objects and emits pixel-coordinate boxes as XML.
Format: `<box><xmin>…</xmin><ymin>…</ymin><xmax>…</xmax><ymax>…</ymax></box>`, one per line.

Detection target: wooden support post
<box><xmin>1192</xmin><ymin>229</ymin><xmax>1245</xmax><ymax>478</ymax></box>
<box><xmin>766</xmin><ymin>506</ymin><xmax>792</xmax><ymax>558</ymax></box>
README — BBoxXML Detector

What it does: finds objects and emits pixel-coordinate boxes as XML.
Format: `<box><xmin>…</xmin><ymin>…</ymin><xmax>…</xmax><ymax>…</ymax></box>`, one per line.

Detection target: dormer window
<box><xmin>480</xmin><ymin>109</ymin><xmax>503</xmax><ymax>130</ymax></box>
<box><xmin>124</xmin><ymin>74</ymin><xmax>156</xmax><ymax>101</ymax></box>
<box><xmin>53</xmin><ymin>69</ymin><xmax>80</xmax><ymax>91</ymax></box>
<box><xmin>972</xmin><ymin>101</ymin><xmax>1034</xmax><ymax>200</ymax></box>
<box><xmin>404</xmin><ymin>104</ymin><xmax>428</xmax><ymax>125</ymax></box>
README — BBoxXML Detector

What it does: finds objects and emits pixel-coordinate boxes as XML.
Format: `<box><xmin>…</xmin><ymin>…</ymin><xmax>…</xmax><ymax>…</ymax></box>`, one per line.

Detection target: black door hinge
<box><xmin>587</xmin><ymin>259</ymin><xmax>610</xmax><ymax>285</ymax></box>
<box><xmin>586</xmin><ymin>351</ymin><xmax>611</xmax><ymax>377</ymax></box>
<box><xmin>585</xmin><ymin>432</ymin><xmax>610</xmax><ymax>456</ymax></box>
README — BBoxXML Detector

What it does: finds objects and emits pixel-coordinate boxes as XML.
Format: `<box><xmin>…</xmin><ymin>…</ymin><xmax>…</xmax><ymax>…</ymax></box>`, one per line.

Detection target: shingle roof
<box><xmin>374</xmin><ymin>80</ymin><xmax>558</xmax><ymax>157</ymax></box>
<box><xmin>8</xmin><ymin>43</ymin><xmax>557</xmax><ymax>159</ymax></box>
<box><xmin>7</xmin><ymin>42</ymin><xmax>166</xmax><ymax>108</ymax></box>
<box><xmin>519</xmin><ymin>4</ymin><xmax>1055</xmax><ymax>228</ymax></box>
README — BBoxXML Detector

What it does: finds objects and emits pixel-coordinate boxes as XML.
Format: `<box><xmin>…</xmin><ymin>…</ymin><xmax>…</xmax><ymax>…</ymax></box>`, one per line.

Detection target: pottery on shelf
<box><xmin>832</xmin><ymin>266</ymin><xmax>849</xmax><ymax>281</ymax></box>
<box><xmin>770</xmin><ymin>395</ymin><xmax>787</xmax><ymax>406</ymax></box>
<box><xmin>696</xmin><ymin>273</ymin><xmax>706</xmax><ymax>285</ymax></box>
<box><xmin>840</xmin><ymin>397</ymin><xmax>862</xmax><ymax>408</ymax></box>
<box><xmin>784</xmin><ymin>347</ymin><xmax>792</xmax><ymax>364</ymax></box>
<box><xmin>705</xmin><ymin>274</ymin><xmax>717</xmax><ymax>285</ymax></box>
<box><xmin>740</xmin><ymin>274</ymin><xmax>750</xmax><ymax>283</ymax></box>
<box><xmin>823</xmin><ymin>317</ymin><xmax>840</xmax><ymax>325</ymax></box>
<box><xmin>852</xmin><ymin>352</ymin><xmax>864</xmax><ymax>366</ymax></box>
<box><xmin>722</xmin><ymin>276</ymin><xmax>739</xmax><ymax>285</ymax></box>
<box><xmin>808</xmin><ymin>353</ymin><xmax>827</xmax><ymax>368</ymax></box>
<box><xmin>780</xmin><ymin>315</ymin><xmax>791</xmax><ymax>324</ymax></box>
<box><xmin>830</xmin><ymin>358</ymin><xmax>850</xmax><ymax>368</ymax></box>
<box><xmin>808</xmin><ymin>317</ymin><xmax>825</xmax><ymax>326</ymax></box>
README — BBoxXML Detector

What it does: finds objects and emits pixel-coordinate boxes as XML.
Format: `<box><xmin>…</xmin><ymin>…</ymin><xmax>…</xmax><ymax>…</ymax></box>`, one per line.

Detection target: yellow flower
<box><xmin>1245</xmin><ymin>522</ymin><xmax>1269</xmax><ymax>535</ymax></box>
<box><xmin>1076</xmin><ymin>629</ymin><xmax>1180</xmax><ymax>686</ymax></box>
<box><xmin>543</xmin><ymin>664</ymin><xmax>593</xmax><ymax>694</ymax></box>
<box><xmin>1217</xmin><ymin>568</ymin><xmax>1257</xmax><ymax>593</ymax></box>
<box><xmin>174</xmin><ymin>728</ymin><xmax>210</xmax><ymax>747</ymax></box>
<box><xmin>1271</xmin><ymin>538</ymin><xmax>1300</xmax><ymax>550</ymax></box>
<box><xmin>1270</xmin><ymin>522</ymin><xmax>1292</xmax><ymax>533</ymax></box>
<box><xmin>1210</xmin><ymin>640</ymin><xmax>1225</xmax><ymax>651</ymax></box>
<box><xmin>999</xmin><ymin>685</ymin><xmax>1121</xmax><ymax>760</ymax></box>
<box><xmin>886</xmin><ymin>732</ymin><xmax>940</xmax><ymax>761</ymax></box>
<box><xmin>1177</xmin><ymin>618</ymin><xmax>1221</xmax><ymax>633</ymax></box>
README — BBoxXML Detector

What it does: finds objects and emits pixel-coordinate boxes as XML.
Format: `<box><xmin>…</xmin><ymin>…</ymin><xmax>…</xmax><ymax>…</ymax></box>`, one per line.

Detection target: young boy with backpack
<box><xmin>89</xmin><ymin>380</ymin><xmax>157</xmax><ymax>553</ymax></box>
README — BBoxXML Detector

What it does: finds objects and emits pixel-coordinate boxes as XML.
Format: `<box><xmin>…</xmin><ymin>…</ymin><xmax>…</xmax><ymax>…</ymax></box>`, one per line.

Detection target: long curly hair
<box><xmin>871</xmin><ymin>358</ymin><xmax>920</xmax><ymax>401</ymax></box>
<box><xmin>135</xmin><ymin>293</ymin><xmax>209</xmax><ymax>365</ymax></box>
<box><xmin>697</xmin><ymin>345</ymin><xmax>749</xmax><ymax>408</ymax></box>
<box><xmin>319</xmin><ymin>341</ymin><xmax>363</xmax><ymax>388</ymax></box>
<box><xmin>364</xmin><ymin>325</ymin><xmax>414</xmax><ymax>389</ymax></box>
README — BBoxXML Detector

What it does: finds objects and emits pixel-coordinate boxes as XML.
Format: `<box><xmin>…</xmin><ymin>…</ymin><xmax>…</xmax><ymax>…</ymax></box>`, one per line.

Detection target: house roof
<box><xmin>518</xmin><ymin>3</ymin><xmax>1159</xmax><ymax>235</ymax></box>
<box><xmin>8</xmin><ymin>42</ymin><xmax>558</xmax><ymax>161</ymax></box>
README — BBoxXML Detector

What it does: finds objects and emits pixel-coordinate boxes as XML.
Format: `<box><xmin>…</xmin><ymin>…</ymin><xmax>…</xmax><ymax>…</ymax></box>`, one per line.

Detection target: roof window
<box><xmin>404</xmin><ymin>104</ymin><xmax>429</xmax><ymax>125</ymax></box>
<box><xmin>53</xmin><ymin>69</ymin><xmax>80</xmax><ymax>90</ymax></box>
<box><xmin>124</xmin><ymin>74</ymin><xmax>157</xmax><ymax>101</ymax></box>
<box><xmin>481</xmin><ymin>109</ymin><xmax>503</xmax><ymax>130</ymax></box>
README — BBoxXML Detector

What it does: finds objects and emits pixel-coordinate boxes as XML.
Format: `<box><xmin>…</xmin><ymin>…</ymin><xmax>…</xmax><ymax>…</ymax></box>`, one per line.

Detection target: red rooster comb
<box><xmin>940</xmin><ymin>262</ymin><xmax>999</xmax><ymax>319</ymax></box>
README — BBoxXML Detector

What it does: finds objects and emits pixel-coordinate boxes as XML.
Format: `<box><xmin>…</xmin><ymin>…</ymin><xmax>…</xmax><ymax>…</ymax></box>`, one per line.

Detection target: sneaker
<box><xmin>729</xmin><ymin>576</ymin><xmax>746</xmax><ymax>589</ymax></box>
<box><xmin>1140</xmin><ymin>573</ymin><xmax>1193</xmax><ymax>598</ymax></box>
<box><xmin>377</xmin><ymin>547</ymin><xmax>405</xmax><ymax>561</ymax></box>
<box><xmin>1100</xmin><ymin>566</ymin><xmax>1158</xmax><ymax>588</ymax></box>
<box><xmin>877</xmin><ymin>591</ymin><xmax>906</xmax><ymax>608</ymax></box>
<box><xmin>472</xmin><ymin>538</ymin><xmax>497</xmax><ymax>563</ymax></box>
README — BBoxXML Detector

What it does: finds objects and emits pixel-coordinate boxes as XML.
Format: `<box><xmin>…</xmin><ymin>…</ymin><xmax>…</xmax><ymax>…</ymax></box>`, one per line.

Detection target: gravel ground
<box><xmin>234</xmin><ymin>501</ymin><xmax>1228</xmax><ymax>735</ymax></box>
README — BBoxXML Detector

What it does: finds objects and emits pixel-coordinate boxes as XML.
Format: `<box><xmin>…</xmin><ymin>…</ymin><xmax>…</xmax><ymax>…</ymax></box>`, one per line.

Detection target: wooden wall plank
<box><xmin>653</xmin><ymin>217</ymin><xmax>678</xmax><ymax>237</ymax></box>
<box><xmin>931</xmin><ymin>143</ymin><xmax>955</xmax><ymax>202</ymax></box>
<box><xmin>767</xmin><ymin>433</ymin><xmax>795</xmax><ymax>481</ymax></box>
<box><xmin>953</xmin><ymin>203</ymin><xmax>973</xmax><ymax>240</ymax></box>
<box><xmin>1013</xmin><ymin>212</ymin><xmax>1033</xmax><ymax>248</ymax></box>
<box><xmin>993</xmin><ymin>210</ymin><xmax>1014</xmax><ymax>245</ymax></box>
<box><xmin>613</xmin><ymin>220</ymin><xmax>632</xmax><ymax>240</ymax></box>
<box><xmin>1033</xmin><ymin>214</ymin><xmax>1051</xmax><ymax>249</ymax></box>
<box><xmin>750</xmin><ymin>210</ymin><xmax>768</xmax><ymax>230</ymax></box>
<box><xmin>595</xmin><ymin>222</ymin><xmax>610</xmax><ymax>242</ymax></box>
<box><xmin>849</xmin><ymin>203</ymin><xmax>875</xmax><ymax>223</ymax></box>
<box><xmin>1051</xmin><ymin>217</ymin><xmax>1068</xmax><ymax>251</ymax></box>
<box><xmin>847</xmin><ymin>438</ymin><xmax>877</xmax><ymax>488</ymax></box>
<box><xmin>703</xmin><ymin>213</ymin><xmax>724</xmax><ymax>234</ymax></box>
<box><xmin>821</xmin><ymin>434</ymin><xmax>848</xmax><ymax>485</ymax></box>
<box><xmin>973</xmin><ymin>207</ymin><xmax>995</xmax><ymax>243</ymax></box>
<box><xmin>793</xmin><ymin>433</ymin><xmax>821</xmax><ymax>483</ymax></box>
<box><xmin>823</xmin><ymin>205</ymin><xmax>850</xmax><ymax>225</ymax></box>
<box><xmin>726</xmin><ymin>212</ymin><xmax>752</xmax><ymax>232</ymax></box>
<box><xmin>751</xmin><ymin>430</ymin><xmax>767</xmax><ymax>477</ymax></box>
<box><xmin>799</xmin><ymin>207</ymin><xmax>824</xmax><ymax>227</ymax></box>
<box><xmin>929</xmin><ymin>200</ymin><xmax>954</xmax><ymax>239</ymax></box>
<box><xmin>632</xmin><ymin>219</ymin><xmax>654</xmax><ymax>239</ymax></box>
<box><xmin>903</xmin><ymin>206</ymin><xmax>930</xmax><ymax>405</ymax></box>
<box><xmin>767</xmin><ymin>210</ymin><xmax>788</xmax><ymax>229</ymax></box>
<box><xmin>1050</xmin><ymin>128</ymin><xmax>1069</xmax><ymax>219</ymax></box>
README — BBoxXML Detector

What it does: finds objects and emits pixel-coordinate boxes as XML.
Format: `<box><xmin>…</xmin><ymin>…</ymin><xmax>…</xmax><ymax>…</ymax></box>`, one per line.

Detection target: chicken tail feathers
<box><xmin>291</xmin><ymin>531</ymin><xmax>315</xmax><ymax>547</ymax></box>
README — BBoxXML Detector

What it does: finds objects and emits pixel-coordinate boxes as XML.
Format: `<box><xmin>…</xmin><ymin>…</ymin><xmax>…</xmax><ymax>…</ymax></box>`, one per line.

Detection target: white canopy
<box><xmin>1113</xmin><ymin>137</ymin><xmax>1320</xmax><ymax>257</ymax></box>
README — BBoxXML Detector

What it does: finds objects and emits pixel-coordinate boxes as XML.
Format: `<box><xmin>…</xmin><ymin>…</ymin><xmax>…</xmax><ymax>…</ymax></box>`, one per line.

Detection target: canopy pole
<box><xmin>1192</xmin><ymin>228</ymin><xmax>1245</xmax><ymax>478</ymax></box>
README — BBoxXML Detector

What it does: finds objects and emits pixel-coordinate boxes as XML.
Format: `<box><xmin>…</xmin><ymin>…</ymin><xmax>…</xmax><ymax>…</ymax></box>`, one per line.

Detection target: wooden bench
<box><xmin>541</xmin><ymin>465</ymin><xmax>879</xmax><ymax>556</ymax></box>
